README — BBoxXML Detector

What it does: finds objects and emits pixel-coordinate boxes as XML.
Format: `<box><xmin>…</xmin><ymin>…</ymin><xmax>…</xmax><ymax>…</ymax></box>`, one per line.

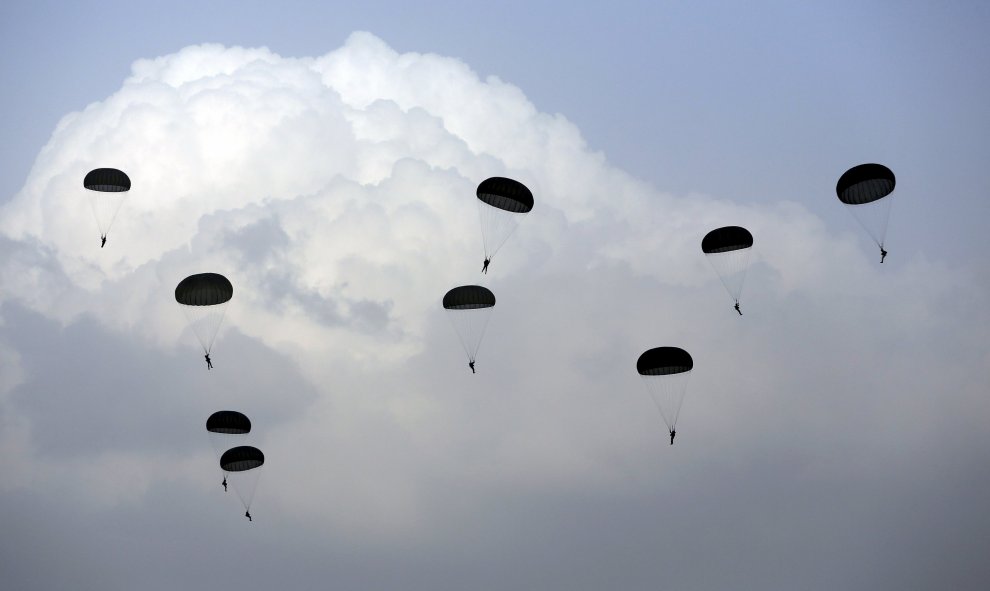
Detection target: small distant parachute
<box><xmin>83</xmin><ymin>167</ymin><xmax>130</xmax><ymax>246</ymax></box>
<box><xmin>476</xmin><ymin>177</ymin><xmax>533</xmax><ymax>271</ymax></box>
<box><xmin>175</xmin><ymin>273</ymin><xmax>233</xmax><ymax>358</ymax></box>
<box><xmin>220</xmin><ymin>445</ymin><xmax>264</xmax><ymax>513</ymax></box>
<box><xmin>637</xmin><ymin>347</ymin><xmax>694</xmax><ymax>436</ymax></box>
<box><xmin>836</xmin><ymin>163</ymin><xmax>895</xmax><ymax>260</ymax></box>
<box><xmin>443</xmin><ymin>285</ymin><xmax>496</xmax><ymax>371</ymax></box>
<box><xmin>702</xmin><ymin>226</ymin><xmax>753</xmax><ymax>314</ymax></box>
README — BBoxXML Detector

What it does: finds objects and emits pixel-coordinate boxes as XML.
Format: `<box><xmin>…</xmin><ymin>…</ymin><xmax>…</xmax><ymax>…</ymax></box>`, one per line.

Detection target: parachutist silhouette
<box><xmin>100</xmin><ymin>235</ymin><xmax>107</xmax><ymax>248</ymax></box>
<box><xmin>469</xmin><ymin>360</ymin><xmax>475</xmax><ymax>374</ymax></box>
<box><xmin>222</xmin><ymin>477</ymin><xmax>227</xmax><ymax>492</ymax></box>
<box><xmin>205</xmin><ymin>353</ymin><xmax>213</xmax><ymax>370</ymax></box>
<box><xmin>669</xmin><ymin>429</ymin><xmax>676</xmax><ymax>445</ymax></box>
<box><xmin>482</xmin><ymin>258</ymin><xmax>490</xmax><ymax>274</ymax></box>
<box><xmin>734</xmin><ymin>301</ymin><xmax>742</xmax><ymax>315</ymax></box>
<box><xmin>880</xmin><ymin>247</ymin><xmax>887</xmax><ymax>263</ymax></box>
<box><xmin>245</xmin><ymin>510</ymin><xmax>252</xmax><ymax>522</ymax></box>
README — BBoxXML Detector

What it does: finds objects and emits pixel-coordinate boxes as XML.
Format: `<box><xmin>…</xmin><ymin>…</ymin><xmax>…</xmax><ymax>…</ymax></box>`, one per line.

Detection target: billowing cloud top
<box><xmin>1</xmin><ymin>32</ymin><xmax>988</xmax><ymax>590</ymax></box>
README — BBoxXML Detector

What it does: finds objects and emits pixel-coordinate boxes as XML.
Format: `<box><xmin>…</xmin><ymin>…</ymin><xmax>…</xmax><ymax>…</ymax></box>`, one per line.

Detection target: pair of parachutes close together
<box><xmin>82</xmin><ymin>162</ymin><xmax>896</xmax><ymax>516</ymax></box>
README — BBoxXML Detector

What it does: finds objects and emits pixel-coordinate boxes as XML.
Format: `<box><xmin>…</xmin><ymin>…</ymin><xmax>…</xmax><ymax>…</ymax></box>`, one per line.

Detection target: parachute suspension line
<box><xmin>447</xmin><ymin>307</ymin><xmax>493</xmax><ymax>362</ymax></box>
<box><xmin>477</xmin><ymin>201</ymin><xmax>526</xmax><ymax>260</ymax></box>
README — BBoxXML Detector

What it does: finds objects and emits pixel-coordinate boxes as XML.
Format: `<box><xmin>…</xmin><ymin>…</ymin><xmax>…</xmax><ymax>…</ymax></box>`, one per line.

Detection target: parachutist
<box><xmin>469</xmin><ymin>360</ymin><xmax>475</xmax><ymax>374</ymax></box>
<box><xmin>205</xmin><ymin>353</ymin><xmax>213</xmax><ymax>370</ymax></box>
<box><xmin>734</xmin><ymin>301</ymin><xmax>742</xmax><ymax>315</ymax></box>
<box><xmin>245</xmin><ymin>510</ymin><xmax>252</xmax><ymax>522</ymax></box>
<box><xmin>880</xmin><ymin>247</ymin><xmax>887</xmax><ymax>263</ymax></box>
<box><xmin>100</xmin><ymin>235</ymin><xmax>107</xmax><ymax>248</ymax></box>
<box><xmin>482</xmin><ymin>258</ymin><xmax>490</xmax><ymax>274</ymax></box>
<box><xmin>222</xmin><ymin>477</ymin><xmax>227</xmax><ymax>492</ymax></box>
<box><xmin>670</xmin><ymin>429</ymin><xmax>676</xmax><ymax>445</ymax></box>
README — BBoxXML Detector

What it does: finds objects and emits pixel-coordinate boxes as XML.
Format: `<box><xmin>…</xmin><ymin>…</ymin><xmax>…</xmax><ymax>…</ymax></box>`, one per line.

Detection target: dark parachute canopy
<box><xmin>175</xmin><ymin>273</ymin><xmax>233</xmax><ymax>306</ymax></box>
<box><xmin>443</xmin><ymin>285</ymin><xmax>496</xmax><ymax>367</ymax></box>
<box><xmin>637</xmin><ymin>347</ymin><xmax>694</xmax><ymax>375</ymax></box>
<box><xmin>476</xmin><ymin>176</ymin><xmax>534</xmax><ymax>268</ymax></box>
<box><xmin>836</xmin><ymin>164</ymin><xmax>895</xmax><ymax>205</ymax></box>
<box><xmin>637</xmin><ymin>346</ymin><xmax>694</xmax><ymax>434</ymax></box>
<box><xmin>476</xmin><ymin>177</ymin><xmax>535</xmax><ymax>214</ymax></box>
<box><xmin>83</xmin><ymin>167</ymin><xmax>131</xmax><ymax>243</ymax></box>
<box><xmin>836</xmin><ymin>163</ymin><xmax>896</xmax><ymax>256</ymax></box>
<box><xmin>443</xmin><ymin>285</ymin><xmax>496</xmax><ymax>309</ymax></box>
<box><xmin>701</xmin><ymin>226</ymin><xmax>753</xmax><ymax>254</ymax></box>
<box><xmin>702</xmin><ymin>226</ymin><xmax>754</xmax><ymax>312</ymax></box>
<box><xmin>175</xmin><ymin>273</ymin><xmax>233</xmax><ymax>356</ymax></box>
<box><xmin>84</xmin><ymin>168</ymin><xmax>131</xmax><ymax>192</ymax></box>
<box><xmin>206</xmin><ymin>411</ymin><xmax>251</xmax><ymax>434</ymax></box>
<box><xmin>220</xmin><ymin>446</ymin><xmax>265</xmax><ymax>472</ymax></box>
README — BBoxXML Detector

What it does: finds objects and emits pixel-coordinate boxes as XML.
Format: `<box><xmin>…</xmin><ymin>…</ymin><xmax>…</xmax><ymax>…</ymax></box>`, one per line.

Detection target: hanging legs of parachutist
<box><xmin>669</xmin><ymin>429</ymin><xmax>676</xmax><ymax>446</ymax></box>
<box><xmin>245</xmin><ymin>510</ymin><xmax>252</xmax><ymax>522</ymax></box>
<box><xmin>469</xmin><ymin>360</ymin><xmax>475</xmax><ymax>374</ymax></box>
<box><xmin>222</xmin><ymin>477</ymin><xmax>227</xmax><ymax>492</ymax></box>
<box><xmin>880</xmin><ymin>246</ymin><xmax>887</xmax><ymax>263</ymax></box>
<box><xmin>205</xmin><ymin>353</ymin><xmax>213</xmax><ymax>370</ymax></box>
<box><xmin>734</xmin><ymin>301</ymin><xmax>742</xmax><ymax>315</ymax></box>
<box><xmin>482</xmin><ymin>258</ymin><xmax>490</xmax><ymax>274</ymax></box>
<box><xmin>101</xmin><ymin>235</ymin><xmax>107</xmax><ymax>248</ymax></box>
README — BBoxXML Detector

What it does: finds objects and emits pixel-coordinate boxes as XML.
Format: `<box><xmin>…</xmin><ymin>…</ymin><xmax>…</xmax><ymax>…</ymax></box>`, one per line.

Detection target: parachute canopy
<box><xmin>702</xmin><ymin>226</ymin><xmax>753</xmax><ymax>309</ymax></box>
<box><xmin>175</xmin><ymin>273</ymin><xmax>232</xmax><ymax>355</ymax></box>
<box><xmin>84</xmin><ymin>168</ymin><xmax>131</xmax><ymax>192</ymax></box>
<box><xmin>443</xmin><ymin>285</ymin><xmax>495</xmax><ymax>365</ymax></box>
<box><xmin>637</xmin><ymin>347</ymin><xmax>694</xmax><ymax>433</ymax></box>
<box><xmin>175</xmin><ymin>273</ymin><xmax>233</xmax><ymax>306</ymax></box>
<box><xmin>443</xmin><ymin>285</ymin><xmax>496</xmax><ymax>310</ymax></box>
<box><xmin>83</xmin><ymin>167</ymin><xmax>131</xmax><ymax>240</ymax></box>
<box><xmin>835</xmin><ymin>163</ymin><xmax>896</xmax><ymax>252</ymax></box>
<box><xmin>836</xmin><ymin>164</ymin><xmax>895</xmax><ymax>205</ymax></box>
<box><xmin>702</xmin><ymin>226</ymin><xmax>753</xmax><ymax>254</ymax></box>
<box><xmin>476</xmin><ymin>176</ymin><xmax>533</xmax><ymax>264</ymax></box>
<box><xmin>477</xmin><ymin>177</ymin><xmax>534</xmax><ymax>213</ymax></box>
<box><xmin>637</xmin><ymin>347</ymin><xmax>693</xmax><ymax>376</ymax></box>
<box><xmin>220</xmin><ymin>446</ymin><xmax>264</xmax><ymax>472</ymax></box>
<box><xmin>206</xmin><ymin>411</ymin><xmax>251</xmax><ymax>435</ymax></box>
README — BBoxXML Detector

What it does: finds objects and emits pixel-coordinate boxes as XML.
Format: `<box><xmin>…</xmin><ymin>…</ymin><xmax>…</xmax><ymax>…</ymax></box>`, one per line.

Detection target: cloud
<box><xmin>1</xmin><ymin>31</ymin><xmax>989</xmax><ymax>590</ymax></box>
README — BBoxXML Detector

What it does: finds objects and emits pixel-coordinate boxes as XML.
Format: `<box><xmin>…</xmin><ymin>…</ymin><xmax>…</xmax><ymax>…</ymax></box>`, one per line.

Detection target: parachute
<box><xmin>220</xmin><ymin>445</ymin><xmax>264</xmax><ymax>512</ymax></box>
<box><xmin>476</xmin><ymin>177</ymin><xmax>533</xmax><ymax>270</ymax></box>
<box><xmin>175</xmin><ymin>273</ymin><xmax>233</xmax><ymax>356</ymax></box>
<box><xmin>83</xmin><ymin>167</ymin><xmax>130</xmax><ymax>244</ymax></box>
<box><xmin>206</xmin><ymin>411</ymin><xmax>251</xmax><ymax>460</ymax></box>
<box><xmin>702</xmin><ymin>226</ymin><xmax>753</xmax><ymax>312</ymax></box>
<box><xmin>836</xmin><ymin>163</ymin><xmax>895</xmax><ymax>257</ymax></box>
<box><xmin>637</xmin><ymin>347</ymin><xmax>694</xmax><ymax>434</ymax></box>
<box><xmin>443</xmin><ymin>285</ymin><xmax>496</xmax><ymax>368</ymax></box>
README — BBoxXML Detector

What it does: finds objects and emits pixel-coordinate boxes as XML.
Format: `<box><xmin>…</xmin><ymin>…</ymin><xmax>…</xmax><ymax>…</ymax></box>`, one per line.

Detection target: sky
<box><xmin>1</xmin><ymin>2</ymin><xmax>988</xmax><ymax>590</ymax></box>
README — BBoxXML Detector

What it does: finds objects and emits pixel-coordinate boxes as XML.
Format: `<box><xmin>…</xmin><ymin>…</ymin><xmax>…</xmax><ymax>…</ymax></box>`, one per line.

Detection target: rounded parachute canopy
<box><xmin>836</xmin><ymin>164</ymin><xmax>895</xmax><ymax>205</ymax></box>
<box><xmin>175</xmin><ymin>273</ymin><xmax>233</xmax><ymax>306</ymax></box>
<box><xmin>476</xmin><ymin>177</ymin><xmax>534</xmax><ymax>213</ymax></box>
<box><xmin>83</xmin><ymin>167</ymin><xmax>131</xmax><ymax>241</ymax></box>
<box><xmin>443</xmin><ymin>285</ymin><xmax>496</xmax><ymax>310</ymax></box>
<box><xmin>637</xmin><ymin>347</ymin><xmax>694</xmax><ymax>433</ymax></box>
<box><xmin>702</xmin><ymin>226</ymin><xmax>753</xmax><ymax>309</ymax></box>
<box><xmin>206</xmin><ymin>411</ymin><xmax>251</xmax><ymax>435</ymax></box>
<box><xmin>637</xmin><ymin>347</ymin><xmax>694</xmax><ymax>376</ymax></box>
<box><xmin>175</xmin><ymin>273</ymin><xmax>232</xmax><ymax>355</ymax></box>
<box><xmin>476</xmin><ymin>176</ymin><xmax>533</xmax><ymax>264</ymax></box>
<box><xmin>443</xmin><ymin>285</ymin><xmax>496</xmax><ymax>365</ymax></box>
<box><xmin>220</xmin><ymin>446</ymin><xmax>264</xmax><ymax>472</ymax></box>
<box><xmin>84</xmin><ymin>168</ymin><xmax>131</xmax><ymax>192</ymax></box>
<box><xmin>835</xmin><ymin>163</ymin><xmax>896</xmax><ymax>253</ymax></box>
<box><xmin>702</xmin><ymin>226</ymin><xmax>753</xmax><ymax>254</ymax></box>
